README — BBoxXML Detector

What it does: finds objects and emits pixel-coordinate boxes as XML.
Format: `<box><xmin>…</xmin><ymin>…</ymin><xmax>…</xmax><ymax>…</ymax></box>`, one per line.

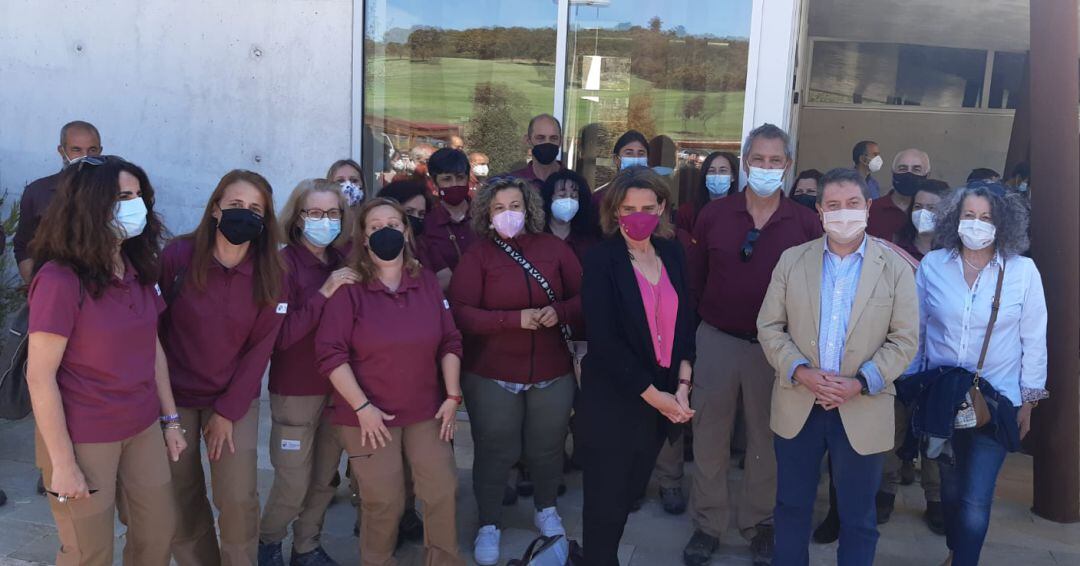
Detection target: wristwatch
<box><xmin>855</xmin><ymin>373</ymin><xmax>869</xmax><ymax>395</ymax></box>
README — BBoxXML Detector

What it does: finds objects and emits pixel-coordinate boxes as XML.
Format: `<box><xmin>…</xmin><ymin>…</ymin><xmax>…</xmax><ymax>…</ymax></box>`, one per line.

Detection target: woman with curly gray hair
<box><xmin>447</xmin><ymin>176</ymin><xmax>584</xmax><ymax>566</ymax></box>
<box><xmin>913</xmin><ymin>181</ymin><xmax>1047</xmax><ymax>566</ymax></box>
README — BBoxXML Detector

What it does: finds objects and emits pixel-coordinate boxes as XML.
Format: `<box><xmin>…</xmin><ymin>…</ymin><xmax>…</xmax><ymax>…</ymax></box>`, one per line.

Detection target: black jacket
<box><xmin>578</xmin><ymin>236</ymin><xmax>697</xmax><ymax>439</ymax></box>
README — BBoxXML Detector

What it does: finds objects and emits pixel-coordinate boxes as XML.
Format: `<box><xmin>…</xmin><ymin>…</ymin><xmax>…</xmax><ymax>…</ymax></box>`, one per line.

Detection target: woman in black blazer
<box><xmin>579</xmin><ymin>167</ymin><xmax>696</xmax><ymax>566</ymax></box>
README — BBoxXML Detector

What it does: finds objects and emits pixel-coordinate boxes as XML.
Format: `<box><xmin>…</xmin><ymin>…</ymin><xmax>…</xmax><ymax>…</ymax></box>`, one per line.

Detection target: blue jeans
<box><xmin>774</xmin><ymin>406</ymin><xmax>883</xmax><ymax>566</ymax></box>
<box><xmin>939</xmin><ymin>427</ymin><xmax>1007</xmax><ymax>566</ymax></box>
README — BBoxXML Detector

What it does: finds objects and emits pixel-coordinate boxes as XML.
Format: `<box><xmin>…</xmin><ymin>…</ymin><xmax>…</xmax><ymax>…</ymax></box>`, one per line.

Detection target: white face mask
<box><xmin>958</xmin><ymin>219</ymin><xmax>996</xmax><ymax>250</ymax></box>
<box><xmin>473</xmin><ymin>164</ymin><xmax>489</xmax><ymax>177</ymax></box>
<box><xmin>747</xmin><ymin>166</ymin><xmax>785</xmax><ymax>197</ymax></box>
<box><xmin>550</xmin><ymin>197</ymin><xmax>579</xmax><ymax>223</ymax></box>
<box><xmin>113</xmin><ymin>198</ymin><xmax>148</xmax><ymax>240</ymax></box>
<box><xmin>822</xmin><ymin>208</ymin><xmax>867</xmax><ymax>245</ymax></box>
<box><xmin>868</xmin><ymin>155</ymin><xmax>884</xmax><ymax>173</ymax></box>
<box><xmin>912</xmin><ymin>209</ymin><xmax>935</xmax><ymax>234</ymax></box>
<box><xmin>620</xmin><ymin>156</ymin><xmax>648</xmax><ymax>170</ymax></box>
<box><xmin>706</xmin><ymin>174</ymin><xmax>732</xmax><ymax>197</ymax></box>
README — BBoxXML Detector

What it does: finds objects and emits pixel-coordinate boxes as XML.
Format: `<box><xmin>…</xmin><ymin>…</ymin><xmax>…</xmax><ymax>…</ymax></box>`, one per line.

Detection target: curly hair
<box><xmin>932</xmin><ymin>183</ymin><xmax>1030</xmax><ymax>258</ymax></box>
<box><xmin>31</xmin><ymin>155</ymin><xmax>165</xmax><ymax>298</ymax></box>
<box><xmin>469</xmin><ymin>176</ymin><xmax>546</xmax><ymax>239</ymax></box>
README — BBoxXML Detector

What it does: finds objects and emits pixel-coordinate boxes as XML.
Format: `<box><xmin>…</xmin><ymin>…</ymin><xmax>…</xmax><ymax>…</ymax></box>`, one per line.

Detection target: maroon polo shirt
<box><xmin>28</xmin><ymin>260</ymin><xmax>165</xmax><ymax>443</ymax></box>
<box><xmin>510</xmin><ymin>161</ymin><xmax>562</xmax><ymax>190</ymax></box>
<box><xmin>268</xmin><ymin>243</ymin><xmax>349</xmax><ymax>397</ymax></box>
<box><xmin>159</xmin><ymin>238</ymin><xmax>287</xmax><ymax>422</ymax></box>
<box><xmin>688</xmin><ymin>192</ymin><xmax>823</xmax><ymax>336</ymax></box>
<box><xmin>867</xmin><ymin>190</ymin><xmax>910</xmax><ymax>242</ymax></box>
<box><xmin>421</xmin><ymin>204</ymin><xmax>475</xmax><ymax>272</ymax></box>
<box><xmin>413</xmin><ymin>236</ymin><xmax>447</xmax><ymax>274</ymax></box>
<box><xmin>448</xmin><ymin>232</ymin><xmax>583</xmax><ymax>384</ymax></box>
<box><xmin>315</xmin><ymin>269</ymin><xmax>462</xmax><ymax>428</ymax></box>
<box><xmin>14</xmin><ymin>172</ymin><xmax>61</xmax><ymax>263</ymax></box>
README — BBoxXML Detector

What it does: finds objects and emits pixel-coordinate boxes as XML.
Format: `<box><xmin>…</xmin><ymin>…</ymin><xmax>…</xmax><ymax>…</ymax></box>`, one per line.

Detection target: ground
<box><xmin>1</xmin><ymin>392</ymin><xmax>1078</xmax><ymax>565</ymax></box>
<box><xmin>365</xmin><ymin>57</ymin><xmax>745</xmax><ymax>142</ymax></box>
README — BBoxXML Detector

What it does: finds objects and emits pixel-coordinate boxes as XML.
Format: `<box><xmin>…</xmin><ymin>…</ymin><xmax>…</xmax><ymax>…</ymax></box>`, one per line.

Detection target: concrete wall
<box><xmin>795</xmin><ymin>106</ymin><xmax>1015</xmax><ymax>188</ymax></box>
<box><xmin>0</xmin><ymin>0</ymin><xmax>354</xmax><ymax>234</ymax></box>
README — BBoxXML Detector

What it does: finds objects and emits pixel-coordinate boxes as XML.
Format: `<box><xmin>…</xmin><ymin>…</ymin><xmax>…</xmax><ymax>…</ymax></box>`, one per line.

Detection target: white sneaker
<box><xmin>473</xmin><ymin>525</ymin><xmax>501</xmax><ymax>566</ymax></box>
<box><xmin>534</xmin><ymin>506</ymin><xmax>566</xmax><ymax>537</ymax></box>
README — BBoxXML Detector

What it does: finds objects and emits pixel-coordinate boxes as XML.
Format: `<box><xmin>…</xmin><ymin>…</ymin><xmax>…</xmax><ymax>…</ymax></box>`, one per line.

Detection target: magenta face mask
<box><xmin>619</xmin><ymin>211</ymin><xmax>660</xmax><ymax>241</ymax></box>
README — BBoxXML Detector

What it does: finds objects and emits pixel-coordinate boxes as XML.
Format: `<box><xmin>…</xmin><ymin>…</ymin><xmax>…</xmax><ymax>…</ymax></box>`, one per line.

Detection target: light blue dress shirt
<box><xmin>789</xmin><ymin>236</ymin><xmax>885</xmax><ymax>394</ymax></box>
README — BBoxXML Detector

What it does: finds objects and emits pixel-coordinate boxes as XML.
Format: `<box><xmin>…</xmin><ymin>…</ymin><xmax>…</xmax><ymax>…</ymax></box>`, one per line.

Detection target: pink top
<box><xmin>633</xmin><ymin>264</ymin><xmax>678</xmax><ymax>369</ymax></box>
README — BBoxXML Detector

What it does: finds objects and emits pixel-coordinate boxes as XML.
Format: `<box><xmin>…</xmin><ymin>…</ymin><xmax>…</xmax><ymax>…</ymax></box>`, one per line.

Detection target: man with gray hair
<box><xmin>867</xmin><ymin>148</ymin><xmax>931</xmax><ymax>242</ymax></box>
<box><xmin>684</xmin><ymin>124</ymin><xmax>823</xmax><ymax>566</ymax></box>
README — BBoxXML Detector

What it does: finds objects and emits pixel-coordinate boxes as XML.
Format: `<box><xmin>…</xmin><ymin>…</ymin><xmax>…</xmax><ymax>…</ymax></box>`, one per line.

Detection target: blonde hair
<box><xmin>470</xmin><ymin>176</ymin><xmax>546</xmax><ymax>239</ymax></box>
<box><xmin>279</xmin><ymin>179</ymin><xmax>352</xmax><ymax>247</ymax></box>
<box><xmin>348</xmin><ymin>198</ymin><xmax>422</xmax><ymax>282</ymax></box>
<box><xmin>599</xmin><ymin>167</ymin><xmax>675</xmax><ymax>238</ymax></box>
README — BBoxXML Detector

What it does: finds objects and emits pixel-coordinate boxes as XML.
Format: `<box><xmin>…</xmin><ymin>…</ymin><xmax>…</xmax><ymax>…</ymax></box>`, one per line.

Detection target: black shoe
<box><xmin>682</xmin><ymin>530</ymin><xmax>719</xmax><ymax>566</ymax></box>
<box><xmin>876</xmin><ymin>492</ymin><xmax>896</xmax><ymax>525</ymax></box>
<box><xmin>924</xmin><ymin>501</ymin><xmax>946</xmax><ymax>536</ymax></box>
<box><xmin>900</xmin><ymin>460</ymin><xmax>916</xmax><ymax>486</ymax></box>
<box><xmin>502</xmin><ymin>483</ymin><xmax>519</xmax><ymax>506</ymax></box>
<box><xmin>750</xmin><ymin>526</ymin><xmax>774</xmax><ymax>566</ymax></box>
<box><xmin>290</xmin><ymin>546</ymin><xmax>338</xmax><ymax>566</ymax></box>
<box><xmin>37</xmin><ymin>474</ymin><xmax>45</xmax><ymax>496</ymax></box>
<box><xmin>0</xmin><ymin>489</ymin><xmax>7</xmax><ymax>507</ymax></box>
<box><xmin>629</xmin><ymin>497</ymin><xmax>645</xmax><ymax>513</ymax></box>
<box><xmin>660</xmin><ymin>487</ymin><xmax>687</xmax><ymax>515</ymax></box>
<box><xmin>330</xmin><ymin>471</ymin><xmax>341</xmax><ymax>488</ymax></box>
<box><xmin>399</xmin><ymin>508</ymin><xmax>424</xmax><ymax>543</ymax></box>
<box><xmin>812</xmin><ymin>509</ymin><xmax>840</xmax><ymax>544</ymax></box>
<box><xmin>557</xmin><ymin>483</ymin><xmax>567</xmax><ymax>497</ymax></box>
<box><xmin>258</xmin><ymin>541</ymin><xmax>285</xmax><ymax>566</ymax></box>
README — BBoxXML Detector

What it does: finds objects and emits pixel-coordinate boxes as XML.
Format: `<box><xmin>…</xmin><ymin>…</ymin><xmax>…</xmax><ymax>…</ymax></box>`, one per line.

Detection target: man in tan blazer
<box><xmin>757</xmin><ymin>168</ymin><xmax>918</xmax><ymax>566</ymax></box>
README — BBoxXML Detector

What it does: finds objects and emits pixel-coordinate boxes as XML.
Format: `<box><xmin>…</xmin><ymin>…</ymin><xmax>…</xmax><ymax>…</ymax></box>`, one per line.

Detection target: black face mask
<box><xmin>217</xmin><ymin>208</ymin><xmax>264</xmax><ymax>245</ymax></box>
<box><xmin>368</xmin><ymin>226</ymin><xmax>405</xmax><ymax>261</ymax></box>
<box><xmin>892</xmin><ymin>172</ymin><xmax>926</xmax><ymax>197</ymax></box>
<box><xmin>531</xmin><ymin>143</ymin><xmax>560</xmax><ymax>165</ymax></box>
<box><xmin>792</xmin><ymin>194</ymin><xmax>818</xmax><ymax>210</ymax></box>
<box><xmin>407</xmin><ymin>214</ymin><xmax>425</xmax><ymax>237</ymax></box>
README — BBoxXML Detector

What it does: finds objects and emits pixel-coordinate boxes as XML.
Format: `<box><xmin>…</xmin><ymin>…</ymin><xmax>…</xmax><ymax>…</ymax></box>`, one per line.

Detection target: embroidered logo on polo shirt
<box><xmin>276</xmin><ymin>303</ymin><xmax>288</xmax><ymax>314</ymax></box>
<box><xmin>154</xmin><ymin>284</ymin><xmax>162</xmax><ymax>296</ymax></box>
<box><xmin>443</xmin><ymin>299</ymin><xmax>450</xmax><ymax>310</ymax></box>
<box><xmin>281</xmin><ymin>439</ymin><xmax>301</xmax><ymax>451</ymax></box>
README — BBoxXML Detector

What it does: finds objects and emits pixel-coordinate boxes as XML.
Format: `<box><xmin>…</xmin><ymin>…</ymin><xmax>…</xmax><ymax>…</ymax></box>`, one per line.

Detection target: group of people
<box><xmin>13</xmin><ymin>115</ymin><xmax>1046</xmax><ymax>566</ymax></box>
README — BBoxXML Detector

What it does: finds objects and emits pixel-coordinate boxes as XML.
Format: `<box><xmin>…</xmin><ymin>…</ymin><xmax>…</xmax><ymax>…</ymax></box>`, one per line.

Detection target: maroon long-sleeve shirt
<box><xmin>421</xmin><ymin>204</ymin><xmax>475</xmax><ymax>272</ymax></box>
<box><xmin>448</xmin><ymin>232</ymin><xmax>583</xmax><ymax>384</ymax></box>
<box><xmin>315</xmin><ymin>269</ymin><xmax>462</xmax><ymax>428</ymax></box>
<box><xmin>268</xmin><ymin>243</ymin><xmax>350</xmax><ymax>397</ymax></box>
<box><xmin>159</xmin><ymin>238</ymin><xmax>287</xmax><ymax>421</ymax></box>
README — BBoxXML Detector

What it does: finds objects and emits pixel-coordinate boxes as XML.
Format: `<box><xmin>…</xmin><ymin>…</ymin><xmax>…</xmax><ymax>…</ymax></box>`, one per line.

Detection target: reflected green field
<box><xmin>365</xmin><ymin>57</ymin><xmax>744</xmax><ymax>142</ymax></box>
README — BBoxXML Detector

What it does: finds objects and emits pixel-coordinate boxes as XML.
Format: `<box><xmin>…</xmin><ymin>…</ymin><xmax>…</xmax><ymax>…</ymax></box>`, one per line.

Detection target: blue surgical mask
<box><xmin>113</xmin><ymin>198</ymin><xmax>148</xmax><ymax>240</ymax></box>
<box><xmin>706</xmin><ymin>174</ymin><xmax>732</xmax><ymax>197</ymax></box>
<box><xmin>747</xmin><ymin>166</ymin><xmax>784</xmax><ymax>197</ymax></box>
<box><xmin>303</xmin><ymin>218</ymin><xmax>341</xmax><ymax>247</ymax></box>
<box><xmin>550</xmin><ymin>197</ymin><xmax>580</xmax><ymax>223</ymax></box>
<box><xmin>652</xmin><ymin>166</ymin><xmax>674</xmax><ymax>176</ymax></box>
<box><xmin>620</xmin><ymin>156</ymin><xmax>648</xmax><ymax>170</ymax></box>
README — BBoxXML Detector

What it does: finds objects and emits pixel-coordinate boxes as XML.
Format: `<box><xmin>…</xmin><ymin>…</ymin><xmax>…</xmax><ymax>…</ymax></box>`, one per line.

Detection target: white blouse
<box><xmin>913</xmin><ymin>249</ymin><xmax>1048</xmax><ymax>406</ymax></box>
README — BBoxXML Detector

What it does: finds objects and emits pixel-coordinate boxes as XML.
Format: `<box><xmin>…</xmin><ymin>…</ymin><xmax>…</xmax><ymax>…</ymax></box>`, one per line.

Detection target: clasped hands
<box><xmin>520</xmin><ymin>307</ymin><xmax>559</xmax><ymax>330</ymax></box>
<box><xmin>793</xmin><ymin>365</ymin><xmax>863</xmax><ymax>411</ymax></box>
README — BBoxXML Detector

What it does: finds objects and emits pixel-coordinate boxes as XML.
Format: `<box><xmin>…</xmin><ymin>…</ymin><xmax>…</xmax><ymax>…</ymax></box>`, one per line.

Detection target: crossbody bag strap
<box><xmin>492</xmin><ymin>237</ymin><xmax>573</xmax><ymax>346</ymax></box>
<box><xmin>974</xmin><ymin>257</ymin><xmax>1006</xmax><ymax>385</ymax></box>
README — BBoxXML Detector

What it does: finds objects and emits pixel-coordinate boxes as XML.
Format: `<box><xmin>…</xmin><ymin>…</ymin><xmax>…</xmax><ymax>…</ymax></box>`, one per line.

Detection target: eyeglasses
<box><xmin>301</xmin><ymin>208</ymin><xmax>344</xmax><ymax>221</ymax></box>
<box><xmin>740</xmin><ymin>228</ymin><xmax>761</xmax><ymax>263</ymax></box>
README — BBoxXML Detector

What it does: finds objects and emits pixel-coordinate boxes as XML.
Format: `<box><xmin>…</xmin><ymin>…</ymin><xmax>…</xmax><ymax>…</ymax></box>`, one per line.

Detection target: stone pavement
<box><xmin>2</xmin><ymin>395</ymin><xmax>1078</xmax><ymax>566</ymax></box>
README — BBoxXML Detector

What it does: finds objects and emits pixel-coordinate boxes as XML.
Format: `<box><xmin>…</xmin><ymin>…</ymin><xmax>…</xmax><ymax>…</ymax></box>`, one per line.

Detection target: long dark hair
<box><xmin>182</xmin><ymin>170</ymin><xmax>285</xmax><ymax>306</ymax></box>
<box><xmin>692</xmin><ymin>151</ymin><xmax>738</xmax><ymax>209</ymax></box>
<box><xmin>32</xmin><ymin>156</ymin><xmax>165</xmax><ymax>297</ymax></box>
<box><xmin>897</xmin><ymin>179</ymin><xmax>952</xmax><ymax>247</ymax></box>
<box><xmin>540</xmin><ymin>170</ymin><xmax>599</xmax><ymax>239</ymax></box>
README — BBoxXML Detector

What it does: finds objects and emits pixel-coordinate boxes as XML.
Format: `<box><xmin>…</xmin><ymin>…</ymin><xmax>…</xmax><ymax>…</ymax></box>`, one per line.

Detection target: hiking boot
<box><xmin>660</xmin><ymin>487</ymin><xmax>687</xmax><ymax>515</ymax></box>
<box><xmin>750</xmin><ymin>525</ymin><xmax>774</xmax><ymax>566</ymax></box>
<box><xmin>682</xmin><ymin>530</ymin><xmax>719</xmax><ymax>566</ymax></box>
<box><xmin>289</xmin><ymin>546</ymin><xmax>338</xmax><ymax>566</ymax></box>
<box><xmin>876</xmin><ymin>492</ymin><xmax>896</xmax><ymax>524</ymax></box>
<box><xmin>257</xmin><ymin>541</ymin><xmax>284</xmax><ymax>566</ymax></box>
<box><xmin>925</xmin><ymin>501</ymin><xmax>946</xmax><ymax>535</ymax></box>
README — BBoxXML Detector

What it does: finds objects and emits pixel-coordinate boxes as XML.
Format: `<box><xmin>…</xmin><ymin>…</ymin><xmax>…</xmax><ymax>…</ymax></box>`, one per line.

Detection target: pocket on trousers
<box><xmin>270</xmin><ymin>423</ymin><xmax>311</xmax><ymax>469</ymax></box>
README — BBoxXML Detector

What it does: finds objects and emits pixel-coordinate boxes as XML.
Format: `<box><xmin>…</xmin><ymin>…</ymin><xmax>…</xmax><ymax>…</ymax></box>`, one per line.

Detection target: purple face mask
<box><xmin>619</xmin><ymin>212</ymin><xmax>660</xmax><ymax>241</ymax></box>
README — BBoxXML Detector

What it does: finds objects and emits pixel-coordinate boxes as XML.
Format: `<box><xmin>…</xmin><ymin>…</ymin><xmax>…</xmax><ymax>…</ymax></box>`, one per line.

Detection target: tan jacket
<box><xmin>757</xmin><ymin>236</ymin><xmax>919</xmax><ymax>455</ymax></box>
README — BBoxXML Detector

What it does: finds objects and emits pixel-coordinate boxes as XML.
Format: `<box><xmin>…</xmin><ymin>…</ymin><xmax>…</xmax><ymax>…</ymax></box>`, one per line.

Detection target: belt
<box><xmin>721</xmin><ymin>330</ymin><xmax>759</xmax><ymax>344</ymax></box>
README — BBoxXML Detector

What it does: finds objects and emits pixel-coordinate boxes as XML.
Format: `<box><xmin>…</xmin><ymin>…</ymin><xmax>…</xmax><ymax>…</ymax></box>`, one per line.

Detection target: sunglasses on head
<box><xmin>740</xmin><ymin>228</ymin><xmax>761</xmax><ymax>263</ymax></box>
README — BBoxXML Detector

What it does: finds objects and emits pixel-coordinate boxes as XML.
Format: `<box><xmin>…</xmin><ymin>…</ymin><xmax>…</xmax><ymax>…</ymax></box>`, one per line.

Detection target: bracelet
<box><xmin>354</xmin><ymin>401</ymin><xmax>371</xmax><ymax>413</ymax></box>
<box><xmin>447</xmin><ymin>394</ymin><xmax>463</xmax><ymax>404</ymax></box>
<box><xmin>160</xmin><ymin>413</ymin><xmax>181</xmax><ymax>424</ymax></box>
<box><xmin>678</xmin><ymin>379</ymin><xmax>693</xmax><ymax>390</ymax></box>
